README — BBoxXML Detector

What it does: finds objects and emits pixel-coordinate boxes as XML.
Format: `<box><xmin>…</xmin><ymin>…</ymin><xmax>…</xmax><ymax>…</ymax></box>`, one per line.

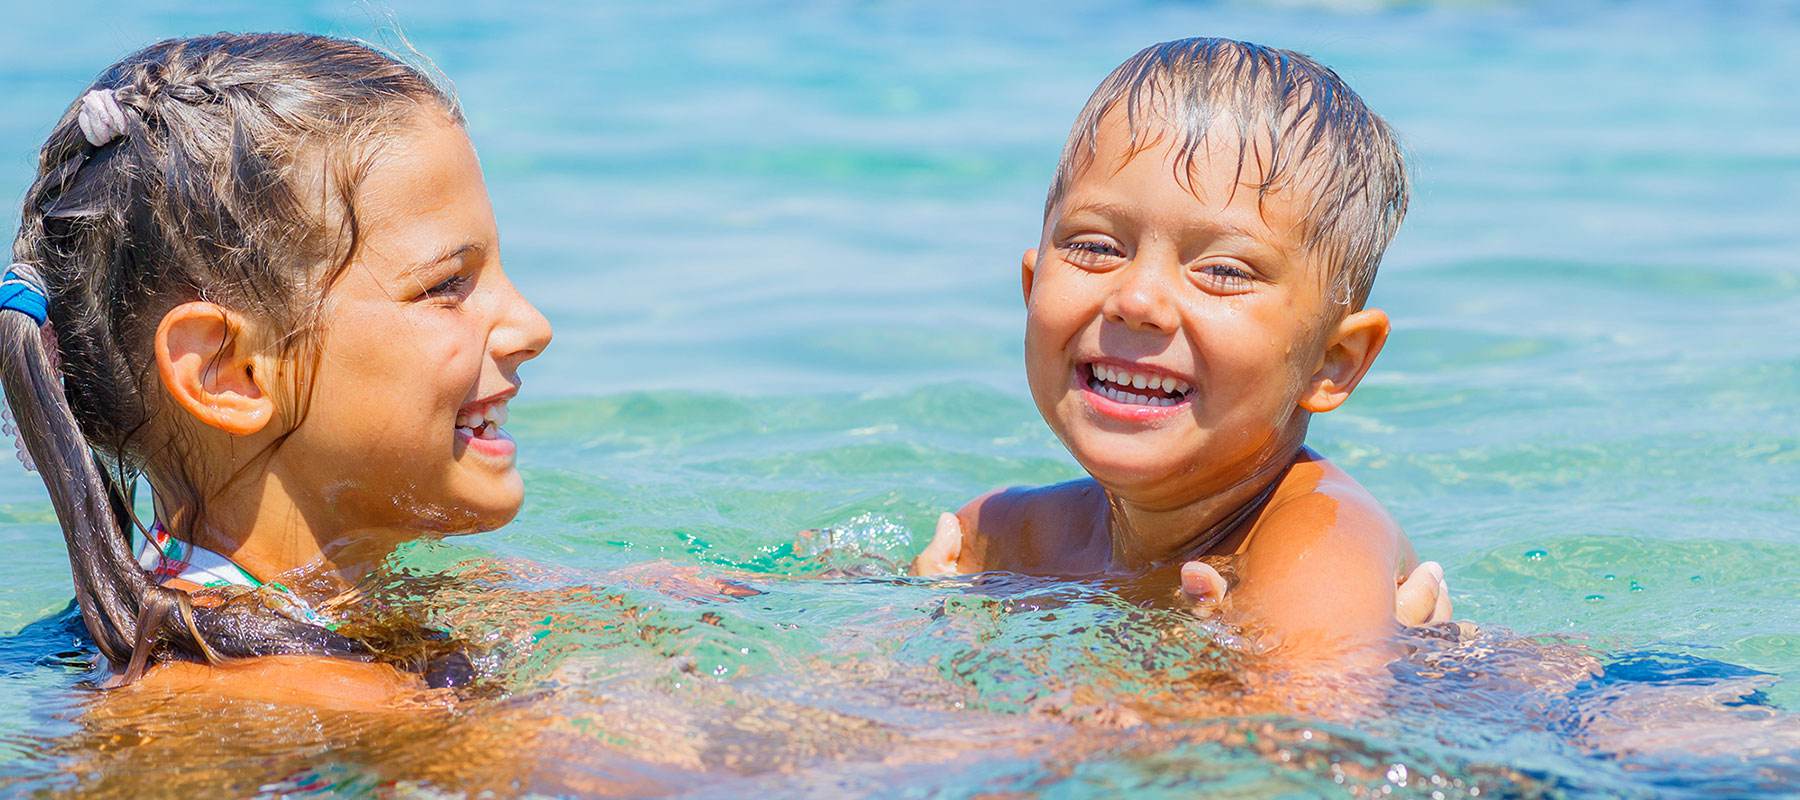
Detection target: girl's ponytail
<box><xmin>0</xmin><ymin>266</ymin><xmax>152</xmax><ymax>670</ymax></box>
<box><xmin>1</xmin><ymin>266</ymin><xmax>370</xmax><ymax>682</ymax></box>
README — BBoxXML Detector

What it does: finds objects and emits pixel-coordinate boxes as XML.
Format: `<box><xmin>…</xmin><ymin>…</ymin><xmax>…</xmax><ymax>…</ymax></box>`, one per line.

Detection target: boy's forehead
<box><xmin>1057</xmin><ymin>109</ymin><xmax>1326</xmax><ymax>247</ymax></box>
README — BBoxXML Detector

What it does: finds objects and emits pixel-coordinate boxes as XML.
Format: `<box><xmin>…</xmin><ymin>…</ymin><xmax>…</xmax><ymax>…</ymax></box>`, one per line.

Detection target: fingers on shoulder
<box><xmin>910</xmin><ymin>512</ymin><xmax>965</xmax><ymax>576</ymax></box>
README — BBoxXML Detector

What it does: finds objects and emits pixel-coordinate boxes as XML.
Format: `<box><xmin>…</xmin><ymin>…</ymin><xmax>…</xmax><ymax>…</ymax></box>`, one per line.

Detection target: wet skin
<box><xmin>137</xmin><ymin>108</ymin><xmax>551</xmax><ymax>706</ymax></box>
<box><xmin>919</xmin><ymin>107</ymin><xmax>1438</xmax><ymax>670</ymax></box>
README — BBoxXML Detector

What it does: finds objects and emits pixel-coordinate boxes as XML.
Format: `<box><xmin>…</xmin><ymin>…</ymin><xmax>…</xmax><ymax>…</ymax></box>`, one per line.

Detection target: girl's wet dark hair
<box><xmin>2</xmin><ymin>33</ymin><xmax>462</xmax><ymax>683</ymax></box>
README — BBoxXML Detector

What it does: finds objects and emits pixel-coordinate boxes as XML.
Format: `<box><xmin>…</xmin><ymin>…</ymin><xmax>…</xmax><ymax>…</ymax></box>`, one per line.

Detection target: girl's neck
<box><xmin>1103</xmin><ymin>437</ymin><xmax>1304</xmax><ymax>572</ymax></box>
<box><xmin>153</xmin><ymin>473</ymin><xmax>404</xmax><ymax>592</ymax></box>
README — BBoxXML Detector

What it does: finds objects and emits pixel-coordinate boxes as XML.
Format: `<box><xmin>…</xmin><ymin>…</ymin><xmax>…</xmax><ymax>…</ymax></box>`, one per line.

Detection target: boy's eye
<box><xmin>1060</xmin><ymin>239</ymin><xmax>1125</xmax><ymax>268</ymax></box>
<box><xmin>1194</xmin><ymin>263</ymin><xmax>1254</xmax><ymax>292</ymax></box>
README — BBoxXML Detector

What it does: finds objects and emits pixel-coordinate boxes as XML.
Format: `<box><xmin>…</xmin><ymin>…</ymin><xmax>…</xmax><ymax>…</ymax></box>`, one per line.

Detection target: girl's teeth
<box><xmin>457</xmin><ymin>401</ymin><xmax>511</xmax><ymax>435</ymax></box>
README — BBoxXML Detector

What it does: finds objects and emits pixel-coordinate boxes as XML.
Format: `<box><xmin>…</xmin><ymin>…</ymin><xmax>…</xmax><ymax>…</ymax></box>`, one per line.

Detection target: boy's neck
<box><xmin>1103</xmin><ymin>440</ymin><xmax>1304</xmax><ymax>571</ymax></box>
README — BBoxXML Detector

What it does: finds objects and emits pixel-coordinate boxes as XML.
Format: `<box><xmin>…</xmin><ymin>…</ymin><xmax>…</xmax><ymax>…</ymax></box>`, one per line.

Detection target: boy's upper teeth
<box><xmin>1092</xmin><ymin>364</ymin><xmax>1189</xmax><ymax>395</ymax></box>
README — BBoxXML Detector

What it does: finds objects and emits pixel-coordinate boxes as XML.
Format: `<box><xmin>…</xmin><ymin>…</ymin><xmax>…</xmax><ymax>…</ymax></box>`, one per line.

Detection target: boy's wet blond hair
<box><xmin>1046</xmin><ymin>37</ymin><xmax>1408</xmax><ymax>309</ymax></box>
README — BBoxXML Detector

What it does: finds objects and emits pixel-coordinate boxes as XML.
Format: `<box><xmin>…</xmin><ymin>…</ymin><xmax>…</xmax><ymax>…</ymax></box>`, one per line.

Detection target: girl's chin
<box><xmin>436</xmin><ymin>477</ymin><xmax>524</xmax><ymax>532</ymax></box>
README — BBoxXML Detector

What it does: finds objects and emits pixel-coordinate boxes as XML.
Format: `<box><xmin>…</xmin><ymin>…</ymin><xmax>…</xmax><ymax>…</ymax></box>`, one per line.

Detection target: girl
<box><xmin>2</xmin><ymin>33</ymin><xmax>551</xmax><ymax>704</ymax></box>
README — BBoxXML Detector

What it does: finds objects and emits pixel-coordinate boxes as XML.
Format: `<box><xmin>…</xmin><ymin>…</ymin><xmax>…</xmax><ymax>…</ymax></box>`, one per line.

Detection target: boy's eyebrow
<box><xmin>1058</xmin><ymin>201</ymin><xmax>1136</xmax><ymax>222</ymax></box>
<box><xmin>1059</xmin><ymin>201</ymin><xmax>1276</xmax><ymax>245</ymax></box>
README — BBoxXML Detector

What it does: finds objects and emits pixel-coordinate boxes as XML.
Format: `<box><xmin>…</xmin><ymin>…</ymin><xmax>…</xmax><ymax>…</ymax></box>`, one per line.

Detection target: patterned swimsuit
<box><xmin>133</xmin><ymin>522</ymin><xmax>335</xmax><ymax>628</ymax></box>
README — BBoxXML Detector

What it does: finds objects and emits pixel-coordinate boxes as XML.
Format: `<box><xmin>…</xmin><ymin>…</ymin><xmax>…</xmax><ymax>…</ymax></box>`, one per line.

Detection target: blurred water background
<box><xmin>1</xmin><ymin>1</ymin><xmax>1796</xmax><ymax>796</ymax></box>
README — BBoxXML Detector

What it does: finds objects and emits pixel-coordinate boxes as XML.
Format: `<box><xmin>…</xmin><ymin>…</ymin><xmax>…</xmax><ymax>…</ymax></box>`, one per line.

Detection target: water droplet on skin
<box><xmin>1603</xmin><ymin>574</ymin><xmax>1616</xmax><ymax>581</ymax></box>
<box><xmin>1629</xmin><ymin>580</ymin><xmax>1644</xmax><ymax>592</ymax></box>
<box><xmin>1525</xmin><ymin>549</ymin><xmax>1548</xmax><ymax>561</ymax></box>
<box><xmin>1585</xmin><ymin>594</ymin><xmax>1605</xmax><ymax>602</ymax></box>
<box><xmin>1691</xmin><ymin>575</ymin><xmax>1703</xmax><ymax>583</ymax></box>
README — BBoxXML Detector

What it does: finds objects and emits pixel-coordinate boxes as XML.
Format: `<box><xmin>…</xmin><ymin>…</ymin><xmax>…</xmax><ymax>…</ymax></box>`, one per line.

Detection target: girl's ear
<box><xmin>1300</xmin><ymin>307</ymin><xmax>1390</xmax><ymax>414</ymax></box>
<box><xmin>1020</xmin><ymin>247</ymin><xmax>1039</xmax><ymax>305</ymax></box>
<box><xmin>154</xmin><ymin>302</ymin><xmax>275</xmax><ymax>436</ymax></box>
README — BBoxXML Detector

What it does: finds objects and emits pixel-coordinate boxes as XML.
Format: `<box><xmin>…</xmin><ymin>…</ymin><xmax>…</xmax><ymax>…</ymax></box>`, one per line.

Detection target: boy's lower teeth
<box><xmin>1090</xmin><ymin>378</ymin><xmax>1184</xmax><ymax>407</ymax></box>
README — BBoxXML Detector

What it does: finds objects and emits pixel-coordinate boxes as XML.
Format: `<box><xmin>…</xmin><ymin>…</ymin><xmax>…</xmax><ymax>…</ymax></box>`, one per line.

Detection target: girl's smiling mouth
<box><xmin>454</xmin><ymin>395</ymin><xmax>516</xmax><ymax>460</ymax></box>
<box><xmin>1077</xmin><ymin>360</ymin><xmax>1194</xmax><ymax>422</ymax></box>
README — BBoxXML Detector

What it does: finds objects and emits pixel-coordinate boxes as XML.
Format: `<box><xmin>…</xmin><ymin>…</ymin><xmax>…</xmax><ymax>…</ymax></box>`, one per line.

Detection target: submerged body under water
<box><xmin>1</xmin><ymin>0</ymin><xmax>1797</xmax><ymax>797</ymax></box>
<box><xmin>3</xmin><ymin>539</ymin><xmax>1794</xmax><ymax>798</ymax></box>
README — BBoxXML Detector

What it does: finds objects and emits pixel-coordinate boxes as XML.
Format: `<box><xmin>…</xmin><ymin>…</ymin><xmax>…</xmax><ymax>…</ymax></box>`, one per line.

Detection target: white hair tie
<box><xmin>76</xmin><ymin>89</ymin><xmax>129</xmax><ymax>148</ymax></box>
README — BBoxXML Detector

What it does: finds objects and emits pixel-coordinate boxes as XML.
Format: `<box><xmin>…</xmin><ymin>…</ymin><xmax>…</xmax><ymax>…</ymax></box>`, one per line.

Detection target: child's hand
<box><xmin>1179</xmin><ymin>559</ymin><xmax>1453</xmax><ymax>626</ymax></box>
<box><xmin>909</xmin><ymin>512</ymin><xmax>964</xmax><ymax>576</ymax></box>
<box><xmin>1395</xmin><ymin>560</ymin><xmax>1451</xmax><ymax>626</ymax></box>
<box><xmin>1179</xmin><ymin>561</ymin><xmax>1229</xmax><ymax>604</ymax></box>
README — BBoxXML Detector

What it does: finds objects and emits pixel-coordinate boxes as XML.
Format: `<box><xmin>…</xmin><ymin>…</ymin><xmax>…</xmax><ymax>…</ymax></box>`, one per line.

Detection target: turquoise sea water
<box><xmin>1</xmin><ymin>1</ymin><xmax>1797</xmax><ymax>796</ymax></box>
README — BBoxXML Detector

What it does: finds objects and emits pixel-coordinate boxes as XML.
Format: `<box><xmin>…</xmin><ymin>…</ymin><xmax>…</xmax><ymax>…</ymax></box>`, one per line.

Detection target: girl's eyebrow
<box><xmin>404</xmin><ymin>242</ymin><xmax>486</xmax><ymax>278</ymax></box>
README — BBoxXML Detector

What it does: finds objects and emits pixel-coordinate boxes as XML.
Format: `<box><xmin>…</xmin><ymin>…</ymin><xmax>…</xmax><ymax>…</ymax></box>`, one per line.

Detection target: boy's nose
<box><xmin>1103</xmin><ymin>262</ymin><xmax>1179</xmax><ymax>334</ymax></box>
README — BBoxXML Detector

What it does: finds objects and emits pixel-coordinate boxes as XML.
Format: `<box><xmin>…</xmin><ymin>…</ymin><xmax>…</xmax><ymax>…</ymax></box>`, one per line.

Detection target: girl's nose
<box><xmin>1102</xmin><ymin>259</ymin><xmax>1179</xmax><ymax>334</ymax></box>
<box><xmin>491</xmin><ymin>271</ymin><xmax>553</xmax><ymax>365</ymax></box>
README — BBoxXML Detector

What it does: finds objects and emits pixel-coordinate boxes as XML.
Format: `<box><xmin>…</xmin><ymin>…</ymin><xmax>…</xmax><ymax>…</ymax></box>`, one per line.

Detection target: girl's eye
<box><xmin>1196</xmin><ymin>263</ymin><xmax>1254</xmax><ymax>291</ymax></box>
<box><xmin>421</xmin><ymin>274</ymin><xmax>471</xmax><ymax>300</ymax></box>
<box><xmin>1060</xmin><ymin>239</ymin><xmax>1125</xmax><ymax>268</ymax></box>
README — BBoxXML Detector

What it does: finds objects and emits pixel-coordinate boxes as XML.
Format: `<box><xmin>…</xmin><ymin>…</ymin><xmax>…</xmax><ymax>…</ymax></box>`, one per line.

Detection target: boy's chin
<box><xmin>1070</xmin><ymin>450</ymin><xmax>1194</xmax><ymax>497</ymax></box>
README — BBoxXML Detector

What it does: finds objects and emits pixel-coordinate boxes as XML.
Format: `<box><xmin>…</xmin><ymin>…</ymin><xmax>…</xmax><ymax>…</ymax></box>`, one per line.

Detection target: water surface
<box><xmin>1</xmin><ymin>1</ymin><xmax>1796</xmax><ymax>796</ymax></box>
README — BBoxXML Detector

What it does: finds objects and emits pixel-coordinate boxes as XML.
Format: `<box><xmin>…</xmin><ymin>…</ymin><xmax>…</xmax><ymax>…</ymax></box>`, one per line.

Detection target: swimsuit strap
<box><xmin>132</xmin><ymin>521</ymin><xmax>335</xmax><ymax>629</ymax></box>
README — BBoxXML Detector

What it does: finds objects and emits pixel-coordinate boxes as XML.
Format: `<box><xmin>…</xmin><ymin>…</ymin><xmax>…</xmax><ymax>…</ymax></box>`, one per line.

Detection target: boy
<box><xmin>914</xmin><ymin>38</ymin><xmax>1449</xmax><ymax>665</ymax></box>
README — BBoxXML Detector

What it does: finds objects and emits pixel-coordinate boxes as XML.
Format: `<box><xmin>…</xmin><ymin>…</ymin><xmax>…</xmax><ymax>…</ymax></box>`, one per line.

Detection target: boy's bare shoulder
<box><xmin>957</xmin><ymin>478</ymin><xmax>1107</xmax><ymax>573</ymax></box>
<box><xmin>1242</xmin><ymin>449</ymin><xmax>1414</xmax><ymax>574</ymax></box>
<box><xmin>1225</xmin><ymin>450</ymin><xmax>1416</xmax><ymax>651</ymax></box>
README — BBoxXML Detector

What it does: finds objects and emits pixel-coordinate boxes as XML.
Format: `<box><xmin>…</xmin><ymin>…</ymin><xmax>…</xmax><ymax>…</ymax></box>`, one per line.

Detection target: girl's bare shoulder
<box><xmin>125</xmin><ymin>656</ymin><xmax>443</xmax><ymax>712</ymax></box>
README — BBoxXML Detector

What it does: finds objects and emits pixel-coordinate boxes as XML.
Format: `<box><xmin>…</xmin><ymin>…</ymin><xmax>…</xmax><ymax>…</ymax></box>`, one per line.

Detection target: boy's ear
<box><xmin>1020</xmin><ymin>247</ymin><xmax>1039</xmax><ymax>305</ymax></box>
<box><xmin>154</xmin><ymin>302</ymin><xmax>276</xmax><ymax>436</ymax></box>
<box><xmin>1299</xmin><ymin>307</ymin><xmax>1389</xmax><ymax>414</ymax></box>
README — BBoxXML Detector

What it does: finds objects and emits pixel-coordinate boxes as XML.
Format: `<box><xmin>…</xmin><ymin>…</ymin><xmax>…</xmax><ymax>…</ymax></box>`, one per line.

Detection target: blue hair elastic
<box><xmin>0</xmin><ymin>265</ymin><xmax>49</xmax><ymax>325</ymax></box>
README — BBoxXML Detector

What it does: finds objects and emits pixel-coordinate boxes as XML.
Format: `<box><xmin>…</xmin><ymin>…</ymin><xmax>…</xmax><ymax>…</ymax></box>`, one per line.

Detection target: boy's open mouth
<box><xmin>1081</xmin><ymin>362</ymin><xmax>1192</xmax><ymax>407</ymax></box>
<box><xmin>455</xmin><ymin>398</ymin><xmax>509</xmax><ymax>441</ymax></box>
